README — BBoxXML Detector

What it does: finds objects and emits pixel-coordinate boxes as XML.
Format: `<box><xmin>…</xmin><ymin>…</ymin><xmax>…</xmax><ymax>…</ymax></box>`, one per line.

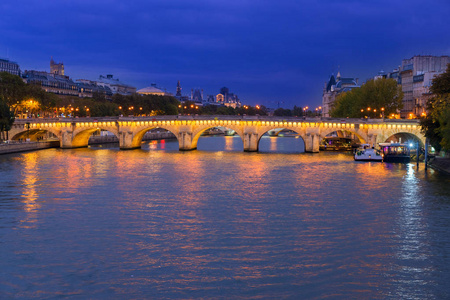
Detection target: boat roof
<box><xmin>379</xmin><ymin>143</ymin><xmax>409</xmax><ymax>147</ymax></box>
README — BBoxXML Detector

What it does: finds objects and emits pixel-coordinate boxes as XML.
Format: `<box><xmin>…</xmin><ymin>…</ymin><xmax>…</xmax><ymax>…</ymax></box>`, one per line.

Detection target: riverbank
<box><xmin>0</xmin><ymin>140</ymin><xmax>60</xmax><ymax>155</ymax></box>
<box><xmin>429</xmin><ymin>156</ymin><xmax>450</xmax><ymax>175</ymax></box>
<box><xmin>0</xmin><ymin>132</ymin><xmax>177</xmax><ymax>155</ymax></box>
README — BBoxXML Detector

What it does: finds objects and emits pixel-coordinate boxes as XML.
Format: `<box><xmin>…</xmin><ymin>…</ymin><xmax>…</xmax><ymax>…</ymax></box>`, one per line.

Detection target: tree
<box><xmin>421</xmin><ymin>63</ymin><xmax>450</xmax><ymax>151</ymax></box>
<box><xmin>330</xmin><ymin>78</ymin><xmax>403</xmax><ymax>118</ymax></box>
<box><xmin>90</xmin><ymin>102</ymin><xmax>120</xmax><ymax>117</ymax></box>
<box><xmin>0</xmin><ymin>72</ymin><xmax>27</xmax><ymax>106</ymax></box>
<box><xmin>0</xmin><ymin>96</ymin><xmax>15</xmax><ymax>140</ymax></box>
<box><xmin>273</xmin><ymin>108</ymin><xmax>292</xmax><ymax>116</ymax></box>
<box><xmin>292</xmin><ymin>105</ymin><xmax>303</xmax><ymax>117</ymax></box>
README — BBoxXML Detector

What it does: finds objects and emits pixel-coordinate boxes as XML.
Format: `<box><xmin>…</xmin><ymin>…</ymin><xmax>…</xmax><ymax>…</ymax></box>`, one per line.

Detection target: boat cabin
<box><xmin>319</xmin><ymin>137</ymin><xmax>357</xmax><ymax>151</ymax></box>
<box><xmin>379</xmin><ymin>143</ymin><xmax>411</xmax><ymax>163</ymax></box>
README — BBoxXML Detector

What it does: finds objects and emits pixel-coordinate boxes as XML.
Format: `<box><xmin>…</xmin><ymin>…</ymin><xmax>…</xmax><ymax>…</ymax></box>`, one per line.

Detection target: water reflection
<box><xmin>197</xmin><ymin>135</ymin><xmax>243</xmax><ymax>152</ymax></box>
<box><xmin>387</xmin><ymin>164</ymin><xmax>434</xmax><ymax>299</ymax></box>
<box><xmin>259</xmin><ymin>135</ymin><xmax>305</xmax><ymax>153</ymax></box>
<box><xmin>19</xmin><ymin>153</ymin><xmax>40</xmax><ymax>230</ymax></box>
<box><xmin>0</xmin><ymin>138</ymin><xmax>448</xmax><ymax>299</ymax></box>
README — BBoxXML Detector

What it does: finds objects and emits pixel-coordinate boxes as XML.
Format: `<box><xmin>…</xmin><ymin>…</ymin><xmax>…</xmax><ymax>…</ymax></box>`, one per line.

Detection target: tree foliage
<box><xmin>0</xmin><ymin>72</ymin><xmax>59</xmax><ymax>117</ymax></box>
<box><xmin>421</xmin><ymin>64</ymin><xmax>450</xmax><ymax>151</ymax></box>
<box><xmin>274</xmin><ymin>108</ymin><xmax>293</xmax><ymax>116</ymax></box>
<box><xmin>330</xmin><ymin>78</ymin><xmax>403</xmax><ymax>118</ymax></box>
<box><xmin>112</xmin><ymin>94</ymin><xmax>180</xmax><ymax>116</ymax></box>
<box><xmin>0</xmin><ymin>72</ymin><xmax>27</xmax><ymax>106</ymax></box>
<box><xmin>0</xmin><ymin>96</ymin><xmax>15</xmax><ymax>140</ymax></box>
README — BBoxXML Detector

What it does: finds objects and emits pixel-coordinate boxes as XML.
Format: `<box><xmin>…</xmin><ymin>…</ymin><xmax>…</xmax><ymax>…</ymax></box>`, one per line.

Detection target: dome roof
<box><xmin>137</xmin><ymin>86</ymin><xmax>164</xmax><ymax>95</ymax></box>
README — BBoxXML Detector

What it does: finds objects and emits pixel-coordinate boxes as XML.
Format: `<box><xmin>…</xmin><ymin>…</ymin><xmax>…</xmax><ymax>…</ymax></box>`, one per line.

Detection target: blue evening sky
<box><xmin>0</xmin><ymin>0</ymin><xmax>449</xmax><ymax>109</ymax></box>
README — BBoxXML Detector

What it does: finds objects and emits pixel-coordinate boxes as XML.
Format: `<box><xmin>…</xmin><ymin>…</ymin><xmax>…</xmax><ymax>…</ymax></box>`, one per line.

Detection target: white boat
<box><xmin>354</xmin><ymin>145</ymin><xmax>383</xmax><ymax>162</ymax></box>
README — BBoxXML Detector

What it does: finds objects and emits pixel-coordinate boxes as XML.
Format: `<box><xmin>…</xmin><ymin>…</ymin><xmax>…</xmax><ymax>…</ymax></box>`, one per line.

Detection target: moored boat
<box><xmin>379</xmin><ymin>143</ymin><xmax>411</xmax><ymax>163</ymax></box>
<box><xmin>354</xmin><ymin>145</ymin><xmax>383</xmax><ymax>161</ymax></box>
<box><xmin>319</xmin><ymin>137</ymin><xmax>355</xmax><ymax>151</ymax></box>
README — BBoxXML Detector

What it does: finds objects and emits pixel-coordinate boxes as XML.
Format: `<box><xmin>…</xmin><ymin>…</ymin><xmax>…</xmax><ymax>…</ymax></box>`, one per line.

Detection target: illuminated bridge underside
<box><xmin>9</xmin><ymin>117</ymin><xmax>424</xmax><ymax>153</ymax></box>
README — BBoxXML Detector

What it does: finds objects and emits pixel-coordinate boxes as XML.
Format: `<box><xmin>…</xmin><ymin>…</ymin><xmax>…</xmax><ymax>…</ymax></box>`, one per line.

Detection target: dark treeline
<box><xmin>179</xmin><ymin>101</ymin><xmax>268</xmax><ymax>116</ymax></box>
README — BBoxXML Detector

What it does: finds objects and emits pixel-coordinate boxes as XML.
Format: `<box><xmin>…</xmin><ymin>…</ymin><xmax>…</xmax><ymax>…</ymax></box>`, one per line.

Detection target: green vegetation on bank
<box><xmin>330</xmin><ymin>78</ymin><xmax>403</xmax><ymax>118</ymax></box>
<box><xmin>0</xmin><ymin>96</ymin><xmax>15</xmax><ymax>140</ymax></box>
<box><xmin>420</xmin><ymin>64</ymin><xmax>450</xmax><ymax>152</ymax></box>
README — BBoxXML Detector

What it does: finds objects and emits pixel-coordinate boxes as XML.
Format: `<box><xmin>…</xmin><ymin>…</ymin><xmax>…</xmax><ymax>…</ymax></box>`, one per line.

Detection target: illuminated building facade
<box><xmin>216</xmin><ymin>87</ymin><xmax>241</xmax><ymax>108</ymax></box>
<box><xmin>137</xmin><ymin>83</ymin><xmax>167</xmax><ymax>96</ymax></box>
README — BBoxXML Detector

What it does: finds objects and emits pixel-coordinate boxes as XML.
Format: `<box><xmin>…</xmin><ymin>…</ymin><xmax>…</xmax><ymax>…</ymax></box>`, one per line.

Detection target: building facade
<box><xmin>96</xmin><ymin>75</ymin><xmax>136</xmax><ymax>95</ymax></box>
<box><xmin>50</xmin><ymin>57</ymin><xmax>64</xmax><ymax>76</ymax></box>
<box><xmin>322</xmin><ymin>72</ymin><xmax>360</xmax><ymax>117</ymax></box>
<box><xmin>0</xmin><ymin>58</ymin><xmax>21</xmax><ymax>76</ymax></box>
<box><xmin>394</xmin><ymin>55</ymin><xmax>450</xmax><ymax>118</ymax></box>
<box><xmin>216</xmin><ymin>87</ymin><xmax>241</xmax><ymax>108</ymax></box>
<box><xmin>76</xmin><ymin>79</ymin><xmax>113</xmax><ymax>99</ymax></box>
<box><xmin>23</xmin><ymin>70</ymin><xmax>79</xmax><ymax>96</ymax></box>
<box><xmin>191</xmin><ymin>89</ymin><xmax>204</xmax><ymax>103</ymax></box>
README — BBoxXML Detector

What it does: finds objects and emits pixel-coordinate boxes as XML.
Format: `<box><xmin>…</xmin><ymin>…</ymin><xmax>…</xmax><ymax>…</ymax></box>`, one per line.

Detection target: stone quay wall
<box><xmin>0</xmin><ymin>141</ymin><xmax>60</xmax><ymax>155</ymax></box>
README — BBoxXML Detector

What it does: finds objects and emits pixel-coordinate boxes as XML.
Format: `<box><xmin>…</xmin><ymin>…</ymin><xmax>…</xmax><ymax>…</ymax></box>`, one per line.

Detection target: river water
<box><xmin>0</xmin><ymin>136</ymin><xmax>449</xmax><ymax>299</ymax></box>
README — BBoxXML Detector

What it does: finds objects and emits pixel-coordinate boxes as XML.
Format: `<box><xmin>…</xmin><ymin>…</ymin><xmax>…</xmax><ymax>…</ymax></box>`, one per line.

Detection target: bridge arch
<box><xmin>319</xmin><ymin>128</ymin><xmax>366</xmax><ymax>144</ymax></box>
<box><xmin>376</xmin><ymin>127</ymin><xmax>425</xmax><ymax>147</ymax></box>
<box><xmin>257</xmin><ymin>127</ymin><xmax>306</xmax><ymax>153</ymax></box>
<box><xmin>378</xmin><ymin>131</ymin><xmax>425</xmax><ymax>147</ymax></box>
<box><xmin>130</xmin><ymin>126</ymin><xmax>179</xmax><ymax>149</ymax></box>
<box><xmin>11</xmin><ymin>127</ymin><xmax>61</xmax><ymax>142</ymax></box>
<box><xmin>191</xmin><ymin>125</ymin><xmax>244</xmax><ymax>150</ymax></box>
<box><xmin>71</xmin><ymin>127</ymin><xmax>120</xmax><ymax>148</ymax></box>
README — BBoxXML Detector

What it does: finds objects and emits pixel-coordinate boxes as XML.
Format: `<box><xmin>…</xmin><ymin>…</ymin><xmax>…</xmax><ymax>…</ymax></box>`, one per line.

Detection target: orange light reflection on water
<box><xmin>20</xmin><ymin>153</ymin><xmax>40</xmax><ymax>218</ymax></box>
<box><xmin>224</xmin><ymin>136</ymin><xmax>234</xmax><ymax>151</ymax></box>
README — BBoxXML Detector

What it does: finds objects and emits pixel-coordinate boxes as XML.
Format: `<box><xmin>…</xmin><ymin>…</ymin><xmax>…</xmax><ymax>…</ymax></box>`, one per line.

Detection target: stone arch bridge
<box><xmin>9</xmin><ymin>116</ymin><xmax>424</xmax><ymax>153</ymax></box>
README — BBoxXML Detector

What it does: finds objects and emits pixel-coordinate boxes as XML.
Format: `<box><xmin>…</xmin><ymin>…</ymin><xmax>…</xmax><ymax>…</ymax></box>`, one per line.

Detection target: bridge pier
<box><xmin>178</xmin><ymin>131</ymin><xmax>196</xmax><ymax>151</ymax></box>
<box><xmin>304</xmin><ymin>133</ymin><xmax>320</xmax><ymax>153</ymax></box>
<box><xmin>119</xmin><ymin>131</ymin><xmax>141</xmax><ymax>150</ymax></box>
<box><xmin>243</xmin><ymin>128</ymin><xmax>260</xmax><ymax>151</ymax></box>
<box><xmin>60</xmin><ymin>130</ymin><xmax>74</xmax><ymax>149</ymax></box>
<box><xmin>304</xmin><ymin>128</ymin><xmax>320</xmax><ymax>153</ymax></box>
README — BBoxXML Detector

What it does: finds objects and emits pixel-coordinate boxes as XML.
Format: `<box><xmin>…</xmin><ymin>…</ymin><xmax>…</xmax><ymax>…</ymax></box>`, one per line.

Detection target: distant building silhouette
<box><xmin>0</xmin><ymin>57</ymin><xmax>21</xmax><ymax>76</ymax></box>
<box><xmin>176</xmin><ymin>80</ymin><xmax>182</xmax><ymax>97</ymax></box>
<box><xmin>322</xmin><ymin>71</ymin><xmax>360</xmax><ymax>117</ymax></box>
<box><xmin>216</xmin><ymin>87</ymin><xmax>241</xmax><ymax>108</ymax></box>
<box><xmin>24</xmin><ymin>59</ymin><xmax>112</xmax><ymax>98</ymax></box>
<box><xmin>96</xmin><ymin>74</ymin><xmax>136</xmax><ymax>95</ymax></box>
<box><xmin>23</xmin><ymin>70</ymin><xmax>78</xmax><ymax>96</ymax></box>
<box><xmin>76</xmin><ymin>79</ymin><xmax>112</xmax><ymax>99</ymax></box>
<box><xmin>50</xmin><ymin>57</ymin><xmax>64</xmax><ymax>76</ymax></box>
<box><xmin>191</xmin><ymin>88</ymin><xmax>204</xmax><ymax>103</ymax></box>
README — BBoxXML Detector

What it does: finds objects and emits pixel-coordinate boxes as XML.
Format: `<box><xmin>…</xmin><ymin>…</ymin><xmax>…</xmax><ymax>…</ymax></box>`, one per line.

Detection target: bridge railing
<box><xmin>12</xmin><ymin>115</ymin><xmax>421</xmax><ymax>125</ymax></box>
